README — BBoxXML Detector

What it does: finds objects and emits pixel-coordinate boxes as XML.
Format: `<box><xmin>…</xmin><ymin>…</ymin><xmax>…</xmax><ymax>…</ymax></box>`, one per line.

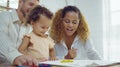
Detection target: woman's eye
<box><xmin>73</xmin><ymin>20</ymin><xmax>77</xmax><ymax>24</ymax></box>
<box><xmin>64</xmin><ymin>20</ymin><xmax>70</xmax><ymax>23</ymax></box>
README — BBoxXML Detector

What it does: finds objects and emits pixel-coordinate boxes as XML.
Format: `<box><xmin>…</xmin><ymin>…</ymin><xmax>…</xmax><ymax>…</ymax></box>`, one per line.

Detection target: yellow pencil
<box><xmin>60</xmin><ymin>60</ymin><xmax>73</xmax><ymax>63</ymax></box>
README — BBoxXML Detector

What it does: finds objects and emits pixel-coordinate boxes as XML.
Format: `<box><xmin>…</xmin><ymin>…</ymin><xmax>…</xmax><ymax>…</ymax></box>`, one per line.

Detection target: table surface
<box><xmin>0</xmin><ymin>60</ymin><xmax>120</xmax><ymax>67</ymax></box>
<box><xmin>39</xmin><ymin>60</ymin><xmax>120</xmax><ymax>67</ymax></box>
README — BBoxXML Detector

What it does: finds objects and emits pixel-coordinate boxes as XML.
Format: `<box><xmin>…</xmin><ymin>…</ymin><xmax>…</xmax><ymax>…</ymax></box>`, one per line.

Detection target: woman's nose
<box><xmin>68</xmin><ymin>22</ymin><xmax>73</xmax><ymax>27</ymax></box>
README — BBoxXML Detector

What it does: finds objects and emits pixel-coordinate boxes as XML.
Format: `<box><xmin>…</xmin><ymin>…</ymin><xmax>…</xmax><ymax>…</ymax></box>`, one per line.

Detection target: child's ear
<box><xmin>30</xmin><ymin>21</ymin><xmax>34</xmax><ymax>25</ymax></box>
<box><xmin>30</xmin><ymin>21</ymin><xmax>34</xmax><ymax>27</ymax></box>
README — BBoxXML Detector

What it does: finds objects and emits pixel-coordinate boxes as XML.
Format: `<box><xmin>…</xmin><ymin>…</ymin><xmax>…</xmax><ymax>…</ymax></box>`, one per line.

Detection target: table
<box><xmin>1</xmin><ymin>60</ymin><xmax>120</xmax><ymax>67</ymax></box>
<box><xmin>39</xmin><ymin>60</ymin><xmax>120</xmax><ymax>67</ymax></box>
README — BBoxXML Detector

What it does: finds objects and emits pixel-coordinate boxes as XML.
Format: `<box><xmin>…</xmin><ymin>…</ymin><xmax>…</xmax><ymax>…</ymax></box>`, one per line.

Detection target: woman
<box><xmin>50</xmin><ymin>5</ymin><xmax>101</xmax><ymax>60</ymax></box>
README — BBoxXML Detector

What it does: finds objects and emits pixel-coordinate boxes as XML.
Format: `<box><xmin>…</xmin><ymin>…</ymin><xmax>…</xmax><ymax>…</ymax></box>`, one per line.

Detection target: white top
<box><xmin>0</xmin><ymin>9</ymin><xmax>32</xmax><ymax>64</ymax></box>
<box><xmin>54</xmin><ymin>36</ymin><xmax>101</xmax><ymax>60</ymax></box>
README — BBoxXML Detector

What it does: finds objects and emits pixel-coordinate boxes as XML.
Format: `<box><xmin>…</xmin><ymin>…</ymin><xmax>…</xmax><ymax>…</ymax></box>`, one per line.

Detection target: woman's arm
<box><xmin>18</xmin><ymin>36</ymin><xmax>30</xmax><ymax>55</ymax></box>
<box><xmin>85</xmin><ymin>38</ymin><xmax>101</xmax><ymax>60</ymax></box>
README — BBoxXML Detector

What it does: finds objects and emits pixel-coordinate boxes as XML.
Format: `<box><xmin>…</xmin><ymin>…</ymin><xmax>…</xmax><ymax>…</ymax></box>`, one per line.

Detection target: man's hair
<box><xmin>23</xmin><ymin>0</ymin><xmax>39</xmax><ymax>2</ymax></box>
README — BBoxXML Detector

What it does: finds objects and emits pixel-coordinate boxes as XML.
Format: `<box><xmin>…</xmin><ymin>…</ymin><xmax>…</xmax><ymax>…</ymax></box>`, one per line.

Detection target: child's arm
<box><xmin>49</xmin><ymin>48</ymin><xmax>57</xmax><ymax>60</ymax></box>
<box><xmin>18</xmin><ymin>36</ymin><xmax>30</xmax><ymax>55</ymax></box>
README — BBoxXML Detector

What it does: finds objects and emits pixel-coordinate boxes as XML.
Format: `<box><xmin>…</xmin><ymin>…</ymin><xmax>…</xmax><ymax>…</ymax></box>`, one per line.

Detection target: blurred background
<box><xmin>0</xmin><ymin>0</ymin><xmax>120</xmax><ymax>61</ymax></box>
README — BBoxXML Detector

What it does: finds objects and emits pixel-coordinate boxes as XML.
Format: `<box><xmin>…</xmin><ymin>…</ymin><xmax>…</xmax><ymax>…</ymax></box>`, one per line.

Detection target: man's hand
<box><xmin>13</xmin><ymin>55</ymin><xmax>38</xmax><ymax>66</ymax></box>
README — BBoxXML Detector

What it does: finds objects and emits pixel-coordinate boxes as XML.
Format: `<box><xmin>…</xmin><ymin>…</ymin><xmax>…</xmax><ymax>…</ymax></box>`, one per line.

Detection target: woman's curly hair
<box><xmin>50</xmin><ymin>6</ymin><xmax>90</xmax><ymax>43</ymax></box>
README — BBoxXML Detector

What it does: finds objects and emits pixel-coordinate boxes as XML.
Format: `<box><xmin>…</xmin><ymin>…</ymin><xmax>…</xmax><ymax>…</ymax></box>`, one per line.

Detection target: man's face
<box><xmin>20</xmin><ymin>0</ymin><xmax>39</xmax><ymax>17</ymax></box>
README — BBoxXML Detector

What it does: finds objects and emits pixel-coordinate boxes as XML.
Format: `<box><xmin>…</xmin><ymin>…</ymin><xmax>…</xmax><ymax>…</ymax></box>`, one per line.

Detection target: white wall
<box><xmin>73</xmin><ymin>0</ymin><xmax>103</xmax><ymax>57</ymax></box>
<box><xmin>40</xmin><ymin>0</ymin><xmax>67</xmax><ymax>13</ymax></box>
<box><xmin>40</xmin><ymin>0</ymin><xmax>103</xmax><ymax>58</ymax></box>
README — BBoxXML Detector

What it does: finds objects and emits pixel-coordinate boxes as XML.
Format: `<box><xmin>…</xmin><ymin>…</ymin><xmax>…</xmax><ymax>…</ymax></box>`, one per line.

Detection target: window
<box><xmin>103</xmin><ymin>0</ymin><xmax>120</xmax><ymax>61</ymax></box>
<box><xmin>0</xmin><ymin>0</ymin><xmax>18</xmax><ymax>11</ymax></box>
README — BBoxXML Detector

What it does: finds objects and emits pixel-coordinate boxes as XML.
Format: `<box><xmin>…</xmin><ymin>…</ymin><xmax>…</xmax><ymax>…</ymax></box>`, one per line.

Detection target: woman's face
<box><xmin>63</xmin><ymin>11</ymin><xmax>79</xmax><ymax>37</ymax></box>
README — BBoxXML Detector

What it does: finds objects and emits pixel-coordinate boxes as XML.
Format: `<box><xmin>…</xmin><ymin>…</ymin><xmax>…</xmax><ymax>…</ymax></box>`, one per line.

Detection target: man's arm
<box><xmin>0</xmin><ymin>12</ymin><xmax>38</xmax><ymax>66</ymax></box>
<box><xmin>0</xmin><ymin>11</ymin><xmax>22</xmax><ymax>64</ymax></box>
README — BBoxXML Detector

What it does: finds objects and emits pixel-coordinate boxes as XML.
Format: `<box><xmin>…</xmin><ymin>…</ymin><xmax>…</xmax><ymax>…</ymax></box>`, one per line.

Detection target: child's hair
<box><xmin>50</xmin><ymin>5</ymin><xmax>90</xmax><ymax>43</ymax></box>
<box><xmin>27</xmin><ymin>5</ymin><xmax>53</xmax><ymax>24</ymax></box>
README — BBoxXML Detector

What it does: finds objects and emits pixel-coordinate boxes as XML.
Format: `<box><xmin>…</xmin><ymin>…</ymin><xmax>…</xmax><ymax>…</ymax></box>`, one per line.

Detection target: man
<box><xmin>0</xmin><ymin>0</ymin><xmax>39</xmax><ymax>66</ymax></box>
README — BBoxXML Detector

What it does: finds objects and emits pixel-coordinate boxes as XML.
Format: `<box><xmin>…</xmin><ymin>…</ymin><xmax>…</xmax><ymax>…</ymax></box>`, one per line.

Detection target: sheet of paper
<box><xmin>39</xmin><ymin>60</ymin><xmax>120</xmax><ymax>67</ymax></box>
<box><xmin>39</xmin><ymin>60</ymin><xmax>80</xmax><ymax>67</ymax></box>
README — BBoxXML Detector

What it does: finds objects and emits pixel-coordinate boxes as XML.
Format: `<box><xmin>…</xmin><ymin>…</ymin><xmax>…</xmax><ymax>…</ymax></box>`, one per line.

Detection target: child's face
<box><xmin>62</xmin><ymin>12</ymin><xmax>79</xmax><ymax>37</ymax></box>
<box><xmin>32</xmin><ymin>15</ymin><xmax>52</xmax><ymax>36</ymax></box>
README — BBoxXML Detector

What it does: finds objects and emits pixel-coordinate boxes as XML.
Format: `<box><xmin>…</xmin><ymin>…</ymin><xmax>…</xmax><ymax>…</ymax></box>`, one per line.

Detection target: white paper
<box><xmin>39</xmin><ymin>60</ymin><xmax>80</xmax><ymax>67</ymax></box>
<box><xmin>38</xmin><ymin>60</ymin><xmax>120</xmax><ymax>67</ymax></box>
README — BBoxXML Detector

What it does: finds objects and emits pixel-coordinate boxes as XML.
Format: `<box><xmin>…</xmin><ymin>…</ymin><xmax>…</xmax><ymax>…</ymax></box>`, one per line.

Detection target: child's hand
<box><xmin>37</xmin><ymin>58</ymin><xmax>48</xmax><ymax>62</ymax></box>
<box><xmin>49</xmin><ymin>56</ymin><xmax>58</xmax><ymax>61</ymax></box>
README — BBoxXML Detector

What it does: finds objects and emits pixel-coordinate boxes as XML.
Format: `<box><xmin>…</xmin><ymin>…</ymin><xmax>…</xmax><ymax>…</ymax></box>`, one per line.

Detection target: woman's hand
<box><xmin>65</xmin><ymin>48</ymin><xmax>77</xmax><ymax>59</ymax></box>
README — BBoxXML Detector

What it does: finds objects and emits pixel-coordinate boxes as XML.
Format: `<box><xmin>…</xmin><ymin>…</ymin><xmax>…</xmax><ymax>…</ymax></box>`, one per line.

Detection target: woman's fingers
<box><xmin>69</xmin><ymin>49</ymin><xmax>77</xmax><ymax>58</ymax></box>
